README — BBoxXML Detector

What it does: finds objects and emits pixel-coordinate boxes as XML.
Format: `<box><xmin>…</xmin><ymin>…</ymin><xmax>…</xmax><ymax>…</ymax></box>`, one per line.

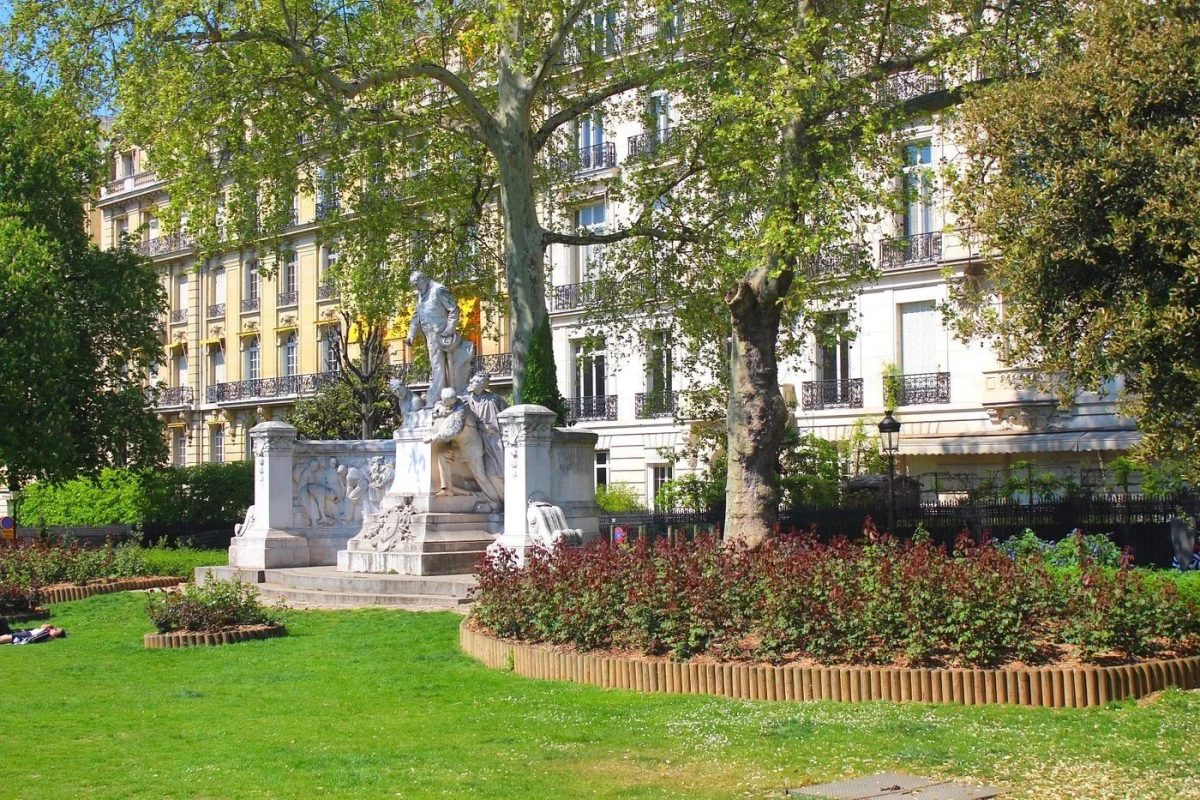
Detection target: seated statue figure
<box><xmin>424</xmin><ymin>387</ymin><xmax>502</xmax><ymax>504</ymax></box>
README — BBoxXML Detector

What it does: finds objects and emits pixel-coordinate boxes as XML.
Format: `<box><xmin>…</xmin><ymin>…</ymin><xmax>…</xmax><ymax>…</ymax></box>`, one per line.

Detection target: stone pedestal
<box><xmin>336</xmin><ymin>410</ymin><xmax>499</xmax><ymax>576</ymax></box>
<box><xmin>229</xmin><ymin>422</ymin><xmax>311</xmax><ymax>570</ymax></box>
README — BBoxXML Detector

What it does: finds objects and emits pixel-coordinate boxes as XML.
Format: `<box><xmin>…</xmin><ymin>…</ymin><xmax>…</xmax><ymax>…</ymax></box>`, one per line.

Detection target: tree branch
<box><xmin>528</xmin><ymin>0</ymin><xmax>593</xmax><ymax>97</ymax></box>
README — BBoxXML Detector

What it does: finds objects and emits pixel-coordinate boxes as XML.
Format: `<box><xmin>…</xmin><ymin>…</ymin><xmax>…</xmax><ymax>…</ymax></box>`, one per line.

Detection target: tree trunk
<box><xmin>495</xmin><ymin>129</ymin><xmax>547</xmax><ymax>406</ymax></box>
<box><xmin>723</xmin><ymin>262</ymin><xmax>793</xmax><ymax>547</ymax></box>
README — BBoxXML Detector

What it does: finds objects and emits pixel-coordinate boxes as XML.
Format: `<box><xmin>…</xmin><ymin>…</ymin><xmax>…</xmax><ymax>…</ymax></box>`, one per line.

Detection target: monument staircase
<box><xmin>197</xmin><ymin>566</ymin><xmax>476</xmax><ymax>610</ymax></box>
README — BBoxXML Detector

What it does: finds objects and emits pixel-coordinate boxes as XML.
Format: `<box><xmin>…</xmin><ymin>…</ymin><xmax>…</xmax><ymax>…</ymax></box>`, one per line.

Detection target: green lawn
<box><xmin>3</xmin><ymin>593</ymin><xmax>1198</xmax><ymax>800</ymax></box>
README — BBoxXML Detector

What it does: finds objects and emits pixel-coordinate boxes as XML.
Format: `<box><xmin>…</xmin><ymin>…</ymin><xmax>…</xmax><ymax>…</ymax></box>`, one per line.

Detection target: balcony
<box><xmin>206</xmin><ymin>370</ymin><xmax>340</xmax><ymax>403</ymax></box>
<box><xmin>886</xmin><ymin>371</ymin><xmax>951</xmax><ymax>406</ymax></box>
<box><xmin>157</xmin><ymin>386</ymin><xmax>194</xmax><ymax>407</ymax></box>
<box><xmin>241</xmin><ymin>297</ymin><xmax>260</xmax><ymax>313</ymax></box>
<box><xmin>879</xmin><ymin>70</ymin><xmax>946</xmax><ymax>104</ymax></box>
<box><xmin>801</xmin><ymin>378</ymin><xmax>864</xmax><ymax>411</ymax></box>
<box><xmin>880</xmin><ymin>232</ymin><xmax>942</xmax><ymax>269</ymax></box>
<box><xmin>315</xmin><ymin>199</ymin><xmax>340</xmax><ymax>220</ymax></box>
<box><xmin>800</xmin><ymin>245</ymin><xmax>865</xmax><ymax>279</ymax></box>
<box><xmin>169</xmin><ymin>308</ymin><xmax>187</xmax><ymax>324</ymax></box>
<box><xmin>206</xmin><ymin>303</ymin><xmax>226</xmax><ymax>319</ymax></box>
<box><xmin>136</xmin><ymin>232</ymin><xmax>195</xmax><ymax>258</ymax></box>
<box><xmin>277</xmin><ymin>291</ymin><xmax>298</xmax><ymax>307</ymax></box>
<box><xmin>627</xmin><ymin>127</ymin><xmax>673</xmax><ymax>158</ymax></box>
<box><xmin>567</xmin><ymin>394</ymin><xmax>617</xmax><ymax>422</ymax></box>
<box><xmin>386</xmin><ymin>352</ymin><xmax>514</xmax><ymax>386</ymax></box>
<box><xmin>635</xmin><ymin>390</ymin><xmax>678</xmax><ymax>419</ymax></box>
<box><xmin>574</xmin><ymin>141</ymin><xmax>617</xmax><ymax>173</ymax></box>
<box><xmin>317</xmin><ymin>281</ymin><xmax>335</xmax><ymax>301</ymax></box>
<box><xmin>551</xmin><ymin>281</ymin><xmax>601</xmax><ymax>312</ymax></box>
<box><xmin>475</xmin><ymin>352</ymin><xmax>513</xmax><ymax>377</ymax></box>
<box><xmin>103</xmin><ymin>171</ymin><xmax>158</xmax><ymax>198</ymax></box>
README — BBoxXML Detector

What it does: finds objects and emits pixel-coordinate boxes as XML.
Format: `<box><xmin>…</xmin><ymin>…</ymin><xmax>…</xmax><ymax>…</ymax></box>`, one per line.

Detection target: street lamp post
<box><xmin>878</xmin><ymin>410</ymin><xmax>901</xmax><ymax>534</ymax></box>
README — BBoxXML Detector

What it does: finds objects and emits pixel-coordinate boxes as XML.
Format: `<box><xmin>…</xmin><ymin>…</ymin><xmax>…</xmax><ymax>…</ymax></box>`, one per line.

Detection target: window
<box><xmin>573</xmin><ymin>338</ymin><xmax>607</xmax><ymax>398</ymax></box>
<box><xmin>316</xmin><ymin>166</ymin><xmax>340</xmax><ymax>217</ymax></box>
<box><xmin>650</xmin><ymin>92</ymin><xmax>671</xmax><ymax>134</ymax></box>
<box><xmin>210</xmin><ymin>427</ymin><xmax>224</xmax><ymax>463</ymax></box>
<box><xmin>816</xmin><ymin>312</ymin><xmax>851</xmax><ymax>384</ymax></box>
<box><xmin>573</xmin><ymin>202</ymin><xmax>606</xmax><ymax>282</ymax></box>
<box><xmin>210</xmin><ymin>347</ymin><xmax>225</xmax><ymax>384</ymax></box>
<box><xmin>282</xmin><ymin>333</ymin><xmax>298</xmax><ymax>377</ymax></box>
<box><xmin>212</xmin><ymin>267</ymin><xmax>226</xmax><ymax>306</ymax></box>
<box><xmin>246</xmin><ymin>261</ymin><xmax>260</xmax><ymax>301</ymax></box>
<box><xmin>245</xmin><ymin>337</ymin><xmax>261</xmax><ymax>381</ymax></box>
<box><xmin>173</xmin><ymin>430</ymin><xmax>187</xmax><ymax>468</ymax></box>
<box><xmin>578</xmin><ymin>112</ymin><xmax>605</xmax><ymax>150</ymax></box>
<box><xmin>174</xmin><ymin>351</ymin><xmax>188</xmax><ymax>389</ymax></box>
<box><xmin>321</xmin><ymin>243</ymin><xmax>339</xmax><ymax>282</ymax></box>
<box><xmin>902</xmin><ymin>141</ymin><xmax>934</xmax><ymax>237</ymax></box>
<box><xmin>146</xmin><ymin>214</ymin><xmax>160</xmax><ymax>242</ymax></box>
<box><xmin>279</xmin><ymin>253</ymin><xmax>297</xmax><ymax>304</ymax></box>
<box><xmin>899</xmin><ymin>300</ymin><xmax>940</xmax><ymax>375</ymax></box>
<box><xmin>645</xmin><ymin>330</ymin><xmax>673</xmax><ymax>396</ymax></box>
<box><xmin>595</xmin><ymin>451</ymin><xmax>609</xmax><ymax>488</ymax></box>
<box><xmin>651</xmin><ymin>464</ymin><xmax>674</xmax><ymax>509</ymax></box>
<box><xmin>121</xmin><ymin>152</ymin><xmax>135</xmax><ymax>177</ymax></box>
<box><xmin>585</xmin><ymin>7</ymin><xmax>618</xmax><ymax>55</ymax></box>
<box><xmin>175</xmin><ymin>274</ymin><xmax>189</xmax><ymax>310</ymax></box>
<box><xmin>115</xmin><ymin>216</ymin><xmax>129</xmax><ymax>244</ymax></box>
<box><xmin>319</xmin><ymin>327</ymin><xmax>340</xmax><ymax>373</ymax></box>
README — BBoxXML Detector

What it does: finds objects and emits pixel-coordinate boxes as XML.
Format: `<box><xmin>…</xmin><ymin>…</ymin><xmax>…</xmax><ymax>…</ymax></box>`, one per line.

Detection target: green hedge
<box><xmin>17</xmin><ymin>462</ymin><xmax>252</xmax><ymax>528</ymax></box>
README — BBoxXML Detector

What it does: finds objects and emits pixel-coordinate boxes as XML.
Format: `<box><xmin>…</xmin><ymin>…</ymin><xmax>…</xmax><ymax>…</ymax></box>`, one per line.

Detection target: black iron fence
<box><xmin>880</xmin><ymin>231</ymin><xmax>942</xmax><ymax>269</ymax></box>
<box><xmin>801</xmin><ymin>378</ymin><xmax>863</xmax><ymax>411</ymax></box>
<box><xmin>599</xmin><ymin>494</ymin><xmax>1200</xmax><ymax>567</ymax></box>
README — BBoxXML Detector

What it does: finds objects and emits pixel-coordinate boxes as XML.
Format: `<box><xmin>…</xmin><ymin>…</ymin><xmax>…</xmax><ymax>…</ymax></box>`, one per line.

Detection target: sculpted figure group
<box><xmin>293</xmin><ymin>456</ymin><xmax>395</xmax><ymax>527</ymax></box>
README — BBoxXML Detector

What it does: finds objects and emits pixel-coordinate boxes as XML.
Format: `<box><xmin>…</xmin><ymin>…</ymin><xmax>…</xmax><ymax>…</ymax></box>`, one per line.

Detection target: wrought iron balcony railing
<box><xmin>575</xmin><ymin>141</ymin><xmax>616</xmax><ymax>172</ymax></box>
<box><xmin>386</xmin><ymin>352</ymin><xmax>514</xmax><ymax>387</ymax></box>
<box><xmin>206</xmin><ymin>370</ymin><xmax>340</xmax><ymax>403</ymax></box>
<box><xmin>315</xmin><ymin>199</ymin><xmax>340</xmax><ymax>220</ymax></box>
<box><xmin>157</xmin><ymin>386</ymin><xmax>194</xmax><ymax>407</ymax></box>
<box><xmin>169</xmin><ymin>308</ymin><xmax>187</xmax><ymax>324</ymax></box>
<box><xmin>880</xmin><ymin>231</ymin><xmax>942</xmax><ymax>269</ymax></box>
<box><xmin>801</xmin><ymin>378</ymin><xmax>864</xmax><ymax>411</ymax></box>
<box><xmin>886</xmin><ymin>371</ymin><xmax>951</xmax><ymax>406</ymax></box>
<box><xmin>206</xmin><ymin>303</ymin><xmax>226</xmax><ymax>319</ymax></box>
<box><xmin>567</xmin><ymin>394</ymin><xmax>618</xmax><ymax>422</ymax></box>
<box><xmin>878</xmin><ymin>70</ymin><xmax>946</xmax><ymax>104</ymax></box>
<box><xmin>475</xmin><ymin>352</ymin><xmax>513</xmax><ymax>377</ymax></box>
<box><xmin>635</xmin><ymin>390</ymin><xmax>678</xmax><ymax>419</ymax></box>
<box><xmin>241</xmin><ymin>297</ymin><xmax>260</xmax><ymax>312</ymax></box>
<box><xmin>136</xmin><ymin>232</ymin><xmax>195</xmax><ymax>258</ymax></box>
<box><xmin>551</xmin><ymin>281</ymin><xmax>602</xmax><ymax>312</ymax></box>
<box><xmin>277</xmin><ymin>291</ymin><xmax>298</xmax><ymax>307</ymax></box>
<box><xmin>317</xmin><ymin>281</ymin><xmax>335</xmax><ymax>301</ymax></box>
<box><xmin>627</xmin><ymin>127</ymin><xmax>673</xmax><ymax>158</ymax></box>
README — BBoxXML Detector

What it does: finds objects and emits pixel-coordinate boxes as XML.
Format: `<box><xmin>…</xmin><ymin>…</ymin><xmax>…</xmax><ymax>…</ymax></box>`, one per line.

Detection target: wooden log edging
<box><xmin>41</xmin><ymin>576</ymin><xmax>182</xmax><ymax>604</ymax></box>
<box><xmin>459</xmin><ymin>621</ymin><xmax>1200</xmax><ymax>709</ymax></box>
<box><xmin>143</xmin><ymin>624</ymin><xmax>287</xmax><ymax>649</ymax></box>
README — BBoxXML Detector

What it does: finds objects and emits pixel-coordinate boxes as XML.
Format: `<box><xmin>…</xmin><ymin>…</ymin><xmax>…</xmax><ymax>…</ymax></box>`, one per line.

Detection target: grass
<box><xmin>138</xmin><ymin>545</ymin><xmax>228</xmax><ymax>578</ymax></box>
<box><xmin>2</xmin><ymin>593</ymin><xmax>1198</xmax><ymax>800</ymax></box>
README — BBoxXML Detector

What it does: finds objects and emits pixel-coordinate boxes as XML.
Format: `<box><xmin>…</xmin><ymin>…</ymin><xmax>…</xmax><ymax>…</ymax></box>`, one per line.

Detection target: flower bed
<box><xmin>471</xmin><ymin>530</ymin><xmax>1200</xmax><ymax>669</ymax></box>
<box><xmin>144</xmin><ymin>576</ymin><xmax>285</xmax><ymax>648</ymax></box>
<box><xmin>460</xmin><ymin>621</ymin><xmax>1200</xmax><ymax>708</ymax></box>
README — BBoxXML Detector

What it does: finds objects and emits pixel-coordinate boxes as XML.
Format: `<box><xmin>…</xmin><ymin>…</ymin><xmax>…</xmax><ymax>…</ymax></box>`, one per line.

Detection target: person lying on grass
<box><xmin>0</xmin><ymin>621</ymin><xmax>67</xmax><ymax>645</ymax></box>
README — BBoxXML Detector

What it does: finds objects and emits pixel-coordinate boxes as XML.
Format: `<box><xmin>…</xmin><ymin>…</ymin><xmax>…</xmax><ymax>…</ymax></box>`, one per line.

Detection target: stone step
<box><xmin>256</xmin><ymin>583</ymin><xmax>472</xmax><ymax>610</ymax></box>
<box><xmin>263</xmin><ymin>567</ymin><xmax>476</xmax><ymax>598</ymax></box>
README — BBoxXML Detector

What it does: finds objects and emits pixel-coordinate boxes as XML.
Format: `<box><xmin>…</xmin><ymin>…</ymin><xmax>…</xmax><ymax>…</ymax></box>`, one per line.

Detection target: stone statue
<box><xmin>388</xmin><ymin>377</ymin><xmax>425</xmax><ymax>417</ymax></box>
<box><xmin>297</xmin><ymin>457</ymin><xmax>343</xmax><ymax>526</ymax></box>
<box><xmin>405</xmin><ymin>271</ymin><xmax>476</xmax><ymax>400</ymax></box>
<box><xmin>466</xmin><ymin>371</ymin><xmax>507</xmax><ymax>479</ymax></box>
<box><xmin>339</xmin><ymin>462</ymin><xmax>370</xmax><ymax>523</ymax></box>
<box><xmin>234</xmin><ymin>505</ymin><xmax>255</xmax><ymax>537</ymax></box>
<box><xmin>425</xmin><ymin>387</ymin><xmax>502</xmax><ymax>504</ymax></box>
<box><xmin>366</xmin><ymin>456</ymin><xmax>394</xmax><ymax>515</ymax></box>
<box><xmin>526</xmin><ymin>499</ymin><xmax>582</xmax><ymax>548</ymax></box>
<box><xmin>1171</xmin><ymin>517</ymin><xmax>1199</xmax><ymax>570</ymax></box>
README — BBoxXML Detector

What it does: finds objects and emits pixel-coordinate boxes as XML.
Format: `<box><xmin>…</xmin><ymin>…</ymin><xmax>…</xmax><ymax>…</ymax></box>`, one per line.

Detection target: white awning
<box><xmin>900</xmin><ymin>429</ymin><xmax>1141</xmax><ymax>456</ymax></box>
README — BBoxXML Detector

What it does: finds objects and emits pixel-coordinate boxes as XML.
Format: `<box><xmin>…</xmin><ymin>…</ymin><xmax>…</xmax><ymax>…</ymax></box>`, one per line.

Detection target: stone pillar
<box><xmin>228</xmin><ymin>421</ymin><xmax>311</xmax><ymax>569</ymax></box>
<box><xmin>492</xmin><ymin>404</ymin><xmax>558</xmax><ymax>563</ymax></box>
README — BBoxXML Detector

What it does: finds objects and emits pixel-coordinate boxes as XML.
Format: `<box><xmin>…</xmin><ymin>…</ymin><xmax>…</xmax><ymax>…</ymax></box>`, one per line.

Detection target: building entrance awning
<box><xmin>899</xmin><ymin>429</ymin><xmax>1141</xmax><ymax>456</ymax></box>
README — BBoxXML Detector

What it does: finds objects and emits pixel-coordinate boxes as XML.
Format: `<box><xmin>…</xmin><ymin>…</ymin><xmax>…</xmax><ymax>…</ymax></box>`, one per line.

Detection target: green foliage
<box><xmin>146</xmin><ymin>576</ymin><xmax>280</xmax><ymax>634</ymax></box>
<box><xmin>777</xmin><ymin>432</ymin><xmax>842</xmax><ymax>507</ymax></box>
<box><xmin>595</xmin><ymin>483</ymin><xmax>647</xmax><ymax>514</ymax></box>
<box><xmin>0</xmin><ymin>74</ymin><xmax>166</xmax><ymax>486</ymax></box>
<box><xmin>654</xmin><ymin>474</ymin><xmax>722</xmax><ymax>514</ymax></box>
<box><xmin>286</xmin><ymin>372</ymin><xmax>399</xmax><ymax>440</ymax></box>
<box><xmin>18</xmin><ymin>462</ymin><xmax>252</xmax><ymax>528</ymax></box>
<box><xmin>950</xmin><ymin>0</ymin><xmax>1200</xmax><ymax>479</ymax></box>
<box><xmin>881</xmin><ymin>363</ymin><xmax>903</xmax><ymax>411</ymax></box>
<box><xmin>521</xmin><ymin>315</ymin><xmax>568</xmax><ymax>424</ymax></box>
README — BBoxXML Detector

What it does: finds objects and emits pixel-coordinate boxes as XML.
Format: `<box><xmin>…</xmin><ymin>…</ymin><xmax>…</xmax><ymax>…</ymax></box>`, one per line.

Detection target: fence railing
<box><xmin>801</xmin><ymin>378</ymin><xmax>864</xmax><ymax>411</ymax></box>
<box><xmin>241</xmin><ymin>297</ymin><xmax>260</xmax><ymax>312</ymax></box>
<box><xmin>599</xmin><ymin>494</ymin><xmax>1200</xmax><ymax>566</ymax></box>
<box><xmin>567</xmin><ymin>394</ymin><xmax>618</xmax><ymax>422</ymax></box>
<box><xmin>206</xmin><ymin>370</ymin><xmax>339</xmax><ymax>403</ymax></box>
<box><xmin>277</xmin><ymin>290</ymin><xmax>298</xmax><ymax>307</ymax></box>
<box><xmin>206</xmin><ymin>303</ymin><xmax>226</xmax><ymax>319</ymax></box>
<box><xmin>627</xmin><ymin>127</ymin><xmax>674</xmax><ymax>158</ymax></box>
<box><xmin>880</xmin><ymin>231</ymin><xmax>943</xmax><ymax>269</ymax></box>
<box><xmin>136</xmin><ymin>232</ymin><xmax>195</xmax><ymax>258</ymax></box>
<box><xmin>888</xmin><ymin>371</ymin><xmax>951</xmax><ymax>406</ymax></box>
<box><xmin>551</xmin><ymin>281</ymin><xmax>602</xmax><ymax>312</ymax></box>
<box><xmin>157</xmin><ymin>386</ymin><xmax>194</xmax><ymax>406</ymax></box>
<box><xmin>169</xmin><ymin>308</ymin><xmax>187</xmax><ymax>324</ymax></box>
<box><xmin>635</xmin><ymin>390</ymin><xmax>678</xmax><ymax>418</ymax></box>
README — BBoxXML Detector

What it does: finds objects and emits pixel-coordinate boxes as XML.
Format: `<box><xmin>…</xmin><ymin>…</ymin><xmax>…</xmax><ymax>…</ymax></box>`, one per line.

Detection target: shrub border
<box><xmin>40</xmin><ymin>576</ymin><xmax>182</xmax><ymax>604</ymax></box>
<box><xmin>460</xmin><ymin>621</ymin><xmax>1200</xmax><ymax>709</ymax></box>
<box><xmin>143</xmin><ymin>624</ymin><xmax>287</xmax><ymax>649</ymax></box>
<box><xmin>1</xmin><ymin>608</ymin><xmax>51</xmax><ymax>624</ymax></box>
